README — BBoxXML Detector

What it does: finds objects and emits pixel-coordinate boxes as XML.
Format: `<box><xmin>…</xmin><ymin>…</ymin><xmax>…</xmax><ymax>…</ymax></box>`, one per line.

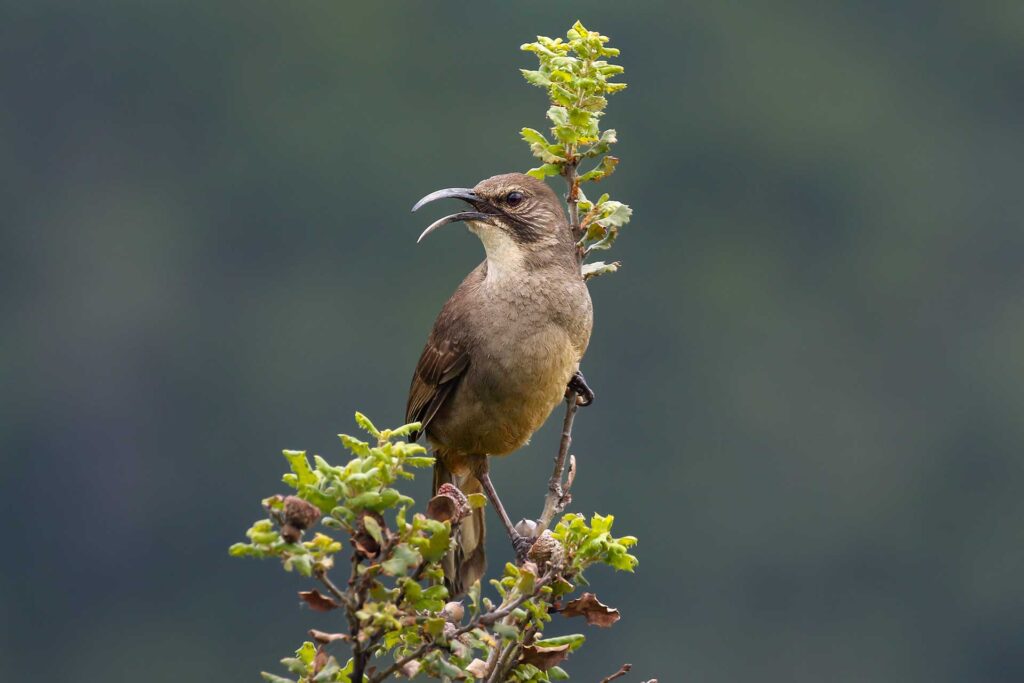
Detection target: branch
<box><xmin>538</xmin><ymin>395</ymin><xmax>579</xmax><ymax>532</ymax></box>
<box><xmin>369</xmin><ymin>572</ymin><xmax>557</xmax><ymax>682</ymax></box>
<box><xmin>600</xmin><ymin>663</ymin><xmax>633</xmax><ymax>683</ymax></box>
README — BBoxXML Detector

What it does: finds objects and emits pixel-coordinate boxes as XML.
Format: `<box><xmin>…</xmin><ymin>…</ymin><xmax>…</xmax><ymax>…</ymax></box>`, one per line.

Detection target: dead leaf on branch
<box><xmin>298</xmin><ymin>589</ymin><xmax>340</xmax><ymax>612</ymax></box>
<box><xmin>560</xmin><ymin>592</ymin><xmax>620</xmax><ymax>627</ymax></box>
<box><xmin>520</xmin><ymin>643</ymin><xmax>571</xmax><ymax>670</ymax></box>
<box><xmin>308</xmin><ymin>629</ymin><xmax>348</xmax><ymax>644</ymax></box>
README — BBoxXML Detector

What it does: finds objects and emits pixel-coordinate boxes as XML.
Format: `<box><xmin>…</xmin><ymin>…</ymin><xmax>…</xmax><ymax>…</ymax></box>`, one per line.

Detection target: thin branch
<box><xmin>315</xmin><ymin>569</ymin><xmax>347</xmax><ymax>605</ymax></box>
<box><xmin>472</xmin><ymin>571</ymin><xmax>555</xmax><ymax>628</ymax></box>
<box><xmin>600</xmin><ymin>663</ymin><xmax>633</xmax><ymax>683</ymax></box>
<box><xmin>370</xmin><ymin>572</ymin><xmax>556</xmax><ymax>683</ymax></box>
<box><xmin>370</xmin><ymin>641</ymin><xmax>432</xmax><ymax>683</ymax></box>
<box><xmin>538</xmin><ymin>395</ymin><xmax>578</xmax><ymax>532</ymax></box>
<box><xmin>487</xmin><ymin>641</ymin><xmax>519</xmax><ymax>683</ymax></box>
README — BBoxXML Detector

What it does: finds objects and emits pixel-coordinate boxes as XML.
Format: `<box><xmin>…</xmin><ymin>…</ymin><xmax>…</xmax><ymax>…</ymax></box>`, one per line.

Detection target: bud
<box><xmin>441</xmin><ymin>601</ymin><xmax>465</xmax><ymax>623</ymax></box>
<box><xmin>528</xmin><ymin>530</ymin><xmax>565</xmax><ymax>568</ymax></box>
<box><xmin>283</xmin><ymin>495</ymin><xmax>321</xmax><ymax>530</ymax></box>
<box><xmin>426</xmin><ymin>483</ymin><xmax>471</xmax><ymax>524</ymax></box>
<box><xmin>514</xmin><ymin>518</ymin><xmax>539</xmax><ymax>539</ymax></box>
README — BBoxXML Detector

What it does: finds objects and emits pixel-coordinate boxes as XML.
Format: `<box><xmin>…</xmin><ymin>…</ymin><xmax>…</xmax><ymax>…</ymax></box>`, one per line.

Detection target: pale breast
<box><xmin>427</xmin><ymin>270</ymin><xmax>592</xmax><ymax>457</ymax></box>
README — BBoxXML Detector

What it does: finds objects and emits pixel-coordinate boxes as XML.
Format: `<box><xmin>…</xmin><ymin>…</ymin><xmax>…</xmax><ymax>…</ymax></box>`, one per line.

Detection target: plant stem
<box><xmin>600</xmin><ymin>663</ymin><xmax>633</xmax><ymax>683</ymax></box>
<box><xmin>538</xmin><ymin>394</ymin><xmax>578</xmax><ymax>532</ymax></box>
<box><xmin>368</xmin><ymin>572</ymin><xmax>555</xmax><ymax>683</ymax></box>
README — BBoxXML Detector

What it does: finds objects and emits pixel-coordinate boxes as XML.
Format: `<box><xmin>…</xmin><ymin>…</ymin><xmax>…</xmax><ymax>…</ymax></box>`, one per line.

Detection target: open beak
<box><xmin>411</xmin><ymin>187</ymin><xmax>494</xmax><ymax>243</ymax></box>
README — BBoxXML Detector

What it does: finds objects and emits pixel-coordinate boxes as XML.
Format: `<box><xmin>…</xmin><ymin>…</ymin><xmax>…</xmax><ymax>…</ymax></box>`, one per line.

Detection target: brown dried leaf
<box><xmin>561</xmin><ymin>592</ymin><xmax>620</xmax><ymax>627</ymax></box>
<box><xmin>298</xmin><ymin>589</ymin><xmax>340</xmax><ymax>612</ymax></box>
<box><xmin>308</xmin><ymin>629</ymin><xmax>348</xmax><ymax>644</ymax></box>
<box><xmin>313</xmin><ymin>646</ymin><xmax>329</xmax><ymax>674</ymax></box>
<box><xmin>520</xmin><ymin>643</ymin><xmax>571</xmax><ymax>670</ymax></box>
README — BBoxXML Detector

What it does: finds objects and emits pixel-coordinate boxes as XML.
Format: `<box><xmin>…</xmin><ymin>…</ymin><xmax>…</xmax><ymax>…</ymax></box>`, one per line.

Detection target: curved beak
<box><xmin>411</xmin><ymin>187</ymin><xmax>494</xmax><ymax>243</ymax></box>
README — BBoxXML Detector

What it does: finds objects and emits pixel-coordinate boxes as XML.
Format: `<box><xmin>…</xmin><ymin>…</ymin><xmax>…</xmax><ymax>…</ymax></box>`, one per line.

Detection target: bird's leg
<box><xmin>477</xmin><ymin>468</ymin><xmax>534</xmax><ymax>563</ymax></box>
<box><xmin>566</xmin><ymin>370</ymin><xmax>595</xmax><ymax>407</ymax></box>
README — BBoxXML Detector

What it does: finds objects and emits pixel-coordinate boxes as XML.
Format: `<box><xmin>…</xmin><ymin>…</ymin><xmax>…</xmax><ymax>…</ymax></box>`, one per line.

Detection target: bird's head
<box><xmin>412</xmin><ymin>173</ymin><xmax>574</xmax><ymax>271</ymax></box>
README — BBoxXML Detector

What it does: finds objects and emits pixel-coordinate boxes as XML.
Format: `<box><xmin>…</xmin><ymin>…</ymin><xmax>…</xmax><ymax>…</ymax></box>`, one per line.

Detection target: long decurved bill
<box><xmin>411</xmin><ymin>187</ymin><xmax>492</xmax><ymax>243</ymax></box>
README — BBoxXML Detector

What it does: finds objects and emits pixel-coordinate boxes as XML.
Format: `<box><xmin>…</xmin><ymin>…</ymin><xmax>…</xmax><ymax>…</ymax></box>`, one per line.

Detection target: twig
<box><xmin>370</xmin><ymin>641</ymin><xmax>432</xmax><ymax>683</ymax></box>
<box><xmin>600</xmin><ymin>663</ymin><xmax>633</xmax><ymax>682</ymax></box>
<box><xmin>315</xmin><ymin>569</ymin><xmax>347</xmax><ymax>604</ymax></box>
<box><xmin>487</xmin><ymin>641</ymin><xmax>520</xmax><ymax>683</ymax></box>
<box><xmin>370</xmin><ymin>572</ymin><xmax>556</xmax><ymax>682</ymax></box>
<box><xmin>538</xmin><ymin>395</ymin><xmax>579</xmax><ymax>532</ymax></box>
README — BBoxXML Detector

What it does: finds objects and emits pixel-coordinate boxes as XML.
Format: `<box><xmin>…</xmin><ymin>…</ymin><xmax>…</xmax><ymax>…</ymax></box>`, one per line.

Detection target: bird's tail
<box><xmin>433</xmin><ymin>458</ymin><xmax>486</xmax><ymax>597</ymax></box>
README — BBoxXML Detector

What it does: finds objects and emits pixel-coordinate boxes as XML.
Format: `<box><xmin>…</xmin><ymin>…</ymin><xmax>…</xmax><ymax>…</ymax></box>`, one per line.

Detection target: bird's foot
<box><xmin>567</xmin><ymin>370</ymin><xmax>595</xmax><ymax>407</ymax></box>
<box><xmin>512</xmin><ymin>533</ymin><xmax>536</xmax><ymax>565</ymax></box>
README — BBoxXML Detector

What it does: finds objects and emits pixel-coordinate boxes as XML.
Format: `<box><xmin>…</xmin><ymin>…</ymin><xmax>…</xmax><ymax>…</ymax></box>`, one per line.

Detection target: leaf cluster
<box><xmin>519</xmin><ymin>20</ymin><xmax>632</xmax><ymax>265</ymax></box>
<box><xmin>231</xmin><ymin>414</ymin><xmax>638</xmax><ymax>682</ymax></box>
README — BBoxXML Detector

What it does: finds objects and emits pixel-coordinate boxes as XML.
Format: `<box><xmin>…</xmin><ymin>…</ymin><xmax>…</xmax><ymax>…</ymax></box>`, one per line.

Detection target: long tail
<box><xmin>433</xmin><ymin>459</ymin><xmax>486</xmax><ymax>597</ymax></box>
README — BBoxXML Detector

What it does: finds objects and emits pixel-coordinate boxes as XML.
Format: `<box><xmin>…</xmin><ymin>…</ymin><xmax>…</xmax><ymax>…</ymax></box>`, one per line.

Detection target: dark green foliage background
<box><xmin>3</xmin><ymin>2</ymin><xmax>1023</xmax><ymax>681</ymax></box>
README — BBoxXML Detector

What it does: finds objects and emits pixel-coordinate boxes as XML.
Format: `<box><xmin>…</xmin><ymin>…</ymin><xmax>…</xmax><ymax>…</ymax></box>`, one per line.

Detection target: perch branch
<box><xmin>538</xmin><ymin>394</ymin><xmax>579</xmax><ymax>532</ymax></box>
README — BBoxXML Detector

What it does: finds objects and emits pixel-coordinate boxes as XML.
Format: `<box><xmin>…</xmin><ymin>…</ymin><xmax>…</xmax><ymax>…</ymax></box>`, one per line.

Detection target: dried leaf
<box><xmin>561</xmin><ymin>592</ymin><xmax>620</xmax><ymax>627</ymax></box>
<box><xmin>308</xmin><ymin>629</ymin><xmax>348</xmax><ymax>644</ymax></box>
<box><xmin>298</xmin><ymin>589</ymin><xmax>340</xmax><ymax>612</ymax></box>
<box><xmin>520</xmin><ymin>643</ymin><xmax>571</xmax><ymax>670</ymax></box>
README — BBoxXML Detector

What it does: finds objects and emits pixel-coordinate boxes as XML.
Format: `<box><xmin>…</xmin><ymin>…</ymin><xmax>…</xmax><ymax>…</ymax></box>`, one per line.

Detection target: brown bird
<box><xmin>407</xmin><ymin>172</ymin><xmax>595</xmax><ymax>595</ymax></box>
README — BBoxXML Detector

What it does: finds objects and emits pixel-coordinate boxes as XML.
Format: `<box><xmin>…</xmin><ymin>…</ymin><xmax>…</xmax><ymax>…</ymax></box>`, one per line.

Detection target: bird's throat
<box><xmin>470</xmin><ymin>223</ymin><xmax>527</xmax><ymax>283</ymax></box>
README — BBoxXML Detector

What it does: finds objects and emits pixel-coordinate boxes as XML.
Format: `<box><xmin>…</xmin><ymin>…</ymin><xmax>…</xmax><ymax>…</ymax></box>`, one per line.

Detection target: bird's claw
<box><xmin>512</xmin><ymin>533</ymin><xmax>536</xmax><ymax>564</ymax></box>
<box><xmin>567</xmin><ymin>370</ymin><xmax>595</xmax><ymax>407</ymax></box>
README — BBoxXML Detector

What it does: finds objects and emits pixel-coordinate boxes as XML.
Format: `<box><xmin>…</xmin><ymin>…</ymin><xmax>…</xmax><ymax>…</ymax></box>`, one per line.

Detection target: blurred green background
<box><xmin>3</xmin><ymin>1</ymin><xmax>1024</xmax><ymax>681</ymax></box>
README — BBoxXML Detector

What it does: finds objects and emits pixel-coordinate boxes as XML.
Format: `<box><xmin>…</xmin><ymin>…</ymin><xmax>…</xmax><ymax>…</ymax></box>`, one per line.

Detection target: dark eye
<box><xmin>505</xmin><ymin>191</ymin><xmax>525</xmax><ymax>207</ymax></box>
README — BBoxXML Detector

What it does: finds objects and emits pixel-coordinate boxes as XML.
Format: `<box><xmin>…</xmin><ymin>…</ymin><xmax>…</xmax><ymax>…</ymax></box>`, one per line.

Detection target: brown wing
<box><xmin>406</xmin><ymin>322</ymin><xmax>470</xmax><ymax>443</ymax></box>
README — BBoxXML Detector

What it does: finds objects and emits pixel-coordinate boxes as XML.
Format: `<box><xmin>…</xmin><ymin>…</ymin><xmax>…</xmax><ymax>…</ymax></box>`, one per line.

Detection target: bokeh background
<box><xmin>3</xmin><ymin>1</ymin><xmax>1024</xmax><ymax>681</ymax></box>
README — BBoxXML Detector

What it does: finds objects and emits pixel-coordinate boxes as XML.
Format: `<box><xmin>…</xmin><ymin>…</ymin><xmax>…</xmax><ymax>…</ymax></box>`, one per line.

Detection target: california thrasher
<box><xmin>406</xmin><ymin>172</ymin><xmax>594</xmax><ymax>595</ymax></box>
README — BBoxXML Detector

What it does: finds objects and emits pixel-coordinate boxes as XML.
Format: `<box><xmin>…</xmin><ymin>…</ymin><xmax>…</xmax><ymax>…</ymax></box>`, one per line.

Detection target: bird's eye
<box><xmin>505</xmin><ymin>191</ymin><xmax>525</xmax><ymax>207</ymax></box>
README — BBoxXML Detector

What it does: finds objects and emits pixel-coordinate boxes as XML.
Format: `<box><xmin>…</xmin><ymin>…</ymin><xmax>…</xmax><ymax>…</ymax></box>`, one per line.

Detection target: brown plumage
<box><xmin>406</xmin><ymin>173</ymin><xmax>593</xmax><ymax>595</ymax></box>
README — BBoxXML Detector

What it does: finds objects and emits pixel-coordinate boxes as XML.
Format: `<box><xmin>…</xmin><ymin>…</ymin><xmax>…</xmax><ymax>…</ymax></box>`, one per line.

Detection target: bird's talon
<box><xmin>567</xmin><ymin>371</ymin><xmax>595</xmax><ymax>407</ymax></box>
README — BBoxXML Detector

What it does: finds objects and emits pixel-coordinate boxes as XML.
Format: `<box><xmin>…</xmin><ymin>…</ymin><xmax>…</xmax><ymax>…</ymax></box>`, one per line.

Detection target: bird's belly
<box><xmin>428</xmin><ymin>329</ymin><xmax>578</xmax><ymax>457</ymax></box>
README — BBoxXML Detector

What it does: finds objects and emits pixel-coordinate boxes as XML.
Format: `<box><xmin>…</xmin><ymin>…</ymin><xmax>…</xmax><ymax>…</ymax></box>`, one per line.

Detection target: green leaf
<box><xmin>520</xmin><ymin>127</ymin><xmax>549</xmax><ymax>145</ymax></box>
<box><xmin>260</xmin><ymin>674</ymin><xmax>295</xmax><ymax>683</ymax></box>
<box><xmin>362</xmin><ymin>515</ymin><xmax>383</xmax><ymax>544</ymax></box>
<box><xmin>578</xmin><ymin>155</ymin><xmax>619</xmax><ymax>183</ymax></box>
<box><xmin>493</xmin><ymin>623</ymin><xmax>519</xmax><ymax>639</ymax></box>
<box><xmin>296</xmin><ymin>641</ymin><xmax>317</xmax><ymax>666</ymax></box>
<box><xmin>549</xmin><ymin>666</ymin><xmax>570</xmax><ymax>680</ymax></box>
<box><xmin>527</xmin><ymin>164</ymin><xmax>562</xmax><ymax>180</ymax></box>
<box><xmin>354</xmin><ymin>412</ymin><xmax>380</xmax><ymax>437</ymax></box>
<box><xmin>388</xmin><ymin>421</ymin><xmax>422</xmax><ymax>438</ymax></box>
<box><xmin>282</xmin><ymin>451</ymin><xmax>316</xmax><ymax>487</ymax></box>
<box><xmin>381</xmin><ymin>543</ymin><xmax>422</xmax><ymax>576</ymax></box>
<box><xmin>520</xmin><ymin>69</ymin><xmax>550</xmax><ymax>87</ymax></box>
<box><xmin>546</xmin><ymin>106</ymin><xmax>569</xmax><ymax>127</ymax></box>
<box><xmin>466</xmin><ymin>493</ymin><xmax>487</xmax><ymax>509</ymax></box>
<box><xmin>421</xmin><ymin>523</ymin><xmax>451</xmax><ymax>563</ymax></box>
<box><xmin>595</xmin><ymin>201</ymin><xmax>632</xmax><ymax>229</ymax></box>
<box><xmin>535</xmin><ymin>633</ymin><xmax>586</xmax><ymax>651</ymax></box>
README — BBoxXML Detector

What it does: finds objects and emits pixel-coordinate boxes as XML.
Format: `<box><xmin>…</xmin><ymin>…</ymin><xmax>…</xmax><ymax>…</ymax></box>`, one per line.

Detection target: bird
<box><xmin>406</xmin><ymin>172</ymin><xmax>595</xmax><ymax>595</ymax></box>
